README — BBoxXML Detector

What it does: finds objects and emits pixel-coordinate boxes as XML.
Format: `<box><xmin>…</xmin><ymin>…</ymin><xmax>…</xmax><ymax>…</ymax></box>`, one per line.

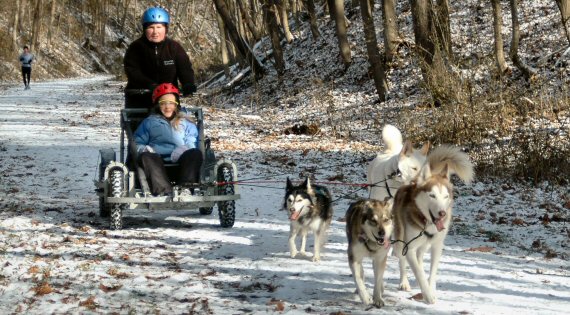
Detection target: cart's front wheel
<box><xmin>98</xmin><ymin>149</ymin><xmax>116</xmax><ymax>217</ymax></box>
<box><xmin>109</xmin><ymin>169</ymin><xmax>125</xmax><ymax>230</ymax></box>
<box><xmin>217</xmin><ymin>165</ymin><xmax>236</xmax><ymax>228</ymax></box>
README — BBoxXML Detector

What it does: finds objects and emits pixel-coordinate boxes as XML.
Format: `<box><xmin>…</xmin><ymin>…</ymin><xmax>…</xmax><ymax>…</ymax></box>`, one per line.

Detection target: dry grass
<box><xmin>399</xmin><ymin>61</ymin><xmax>570</xmax><ymax>185</ymax></box>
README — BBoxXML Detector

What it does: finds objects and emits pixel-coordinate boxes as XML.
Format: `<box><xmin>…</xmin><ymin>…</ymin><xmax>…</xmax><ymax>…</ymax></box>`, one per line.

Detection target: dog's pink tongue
<box><xmin>383</xmin><ymin>237</ymin><xmax>391</xmax><ymax>249</ymax></box>
<box><xmin>290</xmin><ymin>211</ymin><xmax>300</xmax><ymax>221</ymax></box>
<box><xmin>435</xmin><ymin>217</ymin><xmax>445</xmax><ymax>231</ymax></box>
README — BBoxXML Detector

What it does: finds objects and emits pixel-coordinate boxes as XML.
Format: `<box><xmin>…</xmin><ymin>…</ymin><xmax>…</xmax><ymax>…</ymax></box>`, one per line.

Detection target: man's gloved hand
<box><xmin>171</xmin><ymin>145</ymin><xmax>189</xmax><ymax>163</ymax></box>
<box><xmin>182</xmin><ymin>83</ymin><xmax>197</xmax><ymax>96</ymax></box>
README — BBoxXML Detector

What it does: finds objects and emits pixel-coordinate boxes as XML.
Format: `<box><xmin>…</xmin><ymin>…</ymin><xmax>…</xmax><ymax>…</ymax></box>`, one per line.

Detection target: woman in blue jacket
<box><xmin>134</xmin><ymin>83</ymin><xmax>203</xmax><ymax>196</ymax></box>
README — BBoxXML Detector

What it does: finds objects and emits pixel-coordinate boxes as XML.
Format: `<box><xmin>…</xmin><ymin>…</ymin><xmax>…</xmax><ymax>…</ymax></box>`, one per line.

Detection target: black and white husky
<box><xmin>283</xmin><ymin>177</ymin><xmax>333</xmax><ymax>262</ymax></box>
<box><xmin>345</xmin><ymin>198</ymin><xmax>394</xmax><ymax>307</ymax></box>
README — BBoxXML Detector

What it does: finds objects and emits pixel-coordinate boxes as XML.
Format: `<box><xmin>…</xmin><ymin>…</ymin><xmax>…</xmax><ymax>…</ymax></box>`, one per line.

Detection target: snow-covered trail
<box><xmin>0</xmin><ymin>77</ymin><xmax>569</xmax><ymax>314</ymax></box>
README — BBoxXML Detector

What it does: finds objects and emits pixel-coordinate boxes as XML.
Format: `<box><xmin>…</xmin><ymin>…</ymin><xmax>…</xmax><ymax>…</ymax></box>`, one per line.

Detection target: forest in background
<box><xmin>0</xmin><ymin>0</ymin><xmax>221</xmax><ymax>82</ymax></box>
<box><xmin>0</xmin><ymin>0</ymin><xmax>568</xmax><ymax>184</ymax></box>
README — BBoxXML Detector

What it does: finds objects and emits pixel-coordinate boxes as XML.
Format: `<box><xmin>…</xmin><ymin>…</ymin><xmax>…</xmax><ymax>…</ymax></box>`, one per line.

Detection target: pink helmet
<box><xmin>152</xmin><ymin>83</ymin><xmax>180</xmax><ymax>104</ymax></box>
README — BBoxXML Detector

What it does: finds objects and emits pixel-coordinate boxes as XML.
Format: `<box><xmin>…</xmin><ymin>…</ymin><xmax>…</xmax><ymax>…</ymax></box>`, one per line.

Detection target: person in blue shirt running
<box><xmin>19</xmin><ymin>45</ymin><xmax>35</xmax><ymax>90</ymax></box>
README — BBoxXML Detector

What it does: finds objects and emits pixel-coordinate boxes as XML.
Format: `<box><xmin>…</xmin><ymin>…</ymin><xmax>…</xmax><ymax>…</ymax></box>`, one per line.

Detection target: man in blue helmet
<box><xmin>123</xmin><ymin>6</ymin><xmax>197</xmax><ymax>108</ymax></box>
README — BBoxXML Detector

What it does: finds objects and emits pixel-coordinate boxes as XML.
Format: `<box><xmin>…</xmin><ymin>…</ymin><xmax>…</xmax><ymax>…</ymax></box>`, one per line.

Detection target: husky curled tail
<box><xmin>427</xmin><ymin>144</ymin><xmax>474</xmax><ymax>184</ymax></box>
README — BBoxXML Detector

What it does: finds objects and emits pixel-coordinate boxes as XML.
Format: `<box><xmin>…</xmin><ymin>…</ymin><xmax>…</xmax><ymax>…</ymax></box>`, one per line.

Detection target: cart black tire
<box><xmin>109</xmin><ymin>169</ymin><xmax>125</xmax><ymax>230</ymax></box>
<box><xmin>199</xmin><ymin>207</ymin><xmax>214</xmax><ymax>215</ymax></box>
<box><xmin>98</xmin><ymin>149</ymin><xmax>116</xmax><ymax>217</ymax></box>
<box><xmin>217</xmin><ymin>165</ymin><xmax>236</xmax><ymax>228</ymax></box>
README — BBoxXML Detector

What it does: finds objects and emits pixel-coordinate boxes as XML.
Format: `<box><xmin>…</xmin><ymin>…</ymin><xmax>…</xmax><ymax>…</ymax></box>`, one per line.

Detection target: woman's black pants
<box><xmin>138</xmin><ymin>149</ymin><xmax>203</xmax><ymax>196</ymax></box>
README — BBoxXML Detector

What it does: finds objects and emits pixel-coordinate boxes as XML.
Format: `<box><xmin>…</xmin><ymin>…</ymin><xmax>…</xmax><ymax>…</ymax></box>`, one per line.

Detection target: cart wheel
<box><xmin>217</xmin><ymin>164</ymin><xmax>236</xmax><ymax>228</ymax></box>
<box><xmin>199</xmin><ymin>207</ymin><xmax>214</xmax><ymax>215</ymax></box>
<box><xmin>98</xmin><ymin>149</ymin><xmax>115</xmax><ymax>217</ymax></box>
<box><xmin>109</xmin><ymin>169</ymin><xmax>125</xmax><ymax>230</ymax></box>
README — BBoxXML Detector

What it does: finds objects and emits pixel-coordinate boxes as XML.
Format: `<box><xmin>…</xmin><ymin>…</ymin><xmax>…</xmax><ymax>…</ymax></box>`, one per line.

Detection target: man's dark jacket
<box><xmin>124</xmin><ymin>36</ymin><xmax>196</xmax><ymax>108</ymax></box>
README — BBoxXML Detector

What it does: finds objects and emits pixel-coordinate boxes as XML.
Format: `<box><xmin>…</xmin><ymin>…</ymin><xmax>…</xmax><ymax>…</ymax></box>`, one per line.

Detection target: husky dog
<box><xmin>345</xmin><ymin>198</ymin><xmax>394</xmax><ymax>308</ymax></box>
<box><xmin>367</xmin><ymin>125</ymin><xmax>429</xmax><ymax>201</ymax></box>
<box><xmin>284</xmin><ymin>177</ymin><xmax>333</xmax><ymax>262</ymax></box>
<box><xmin>392</xmin><ymin>145</ymin><xmax>474</xmax><ymax>304</ymax></box>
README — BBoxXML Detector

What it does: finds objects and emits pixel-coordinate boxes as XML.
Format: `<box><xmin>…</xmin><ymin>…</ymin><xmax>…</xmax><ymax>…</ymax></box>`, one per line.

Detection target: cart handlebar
<box><xmin>125</xmin><ymin>89</ymin><xmax>151</xmax><ymax>95</ymax></box>
<box><xmin>125</xmin><ymin>88</ymin><xmax>205</xmax><ymax>98</ymax></box>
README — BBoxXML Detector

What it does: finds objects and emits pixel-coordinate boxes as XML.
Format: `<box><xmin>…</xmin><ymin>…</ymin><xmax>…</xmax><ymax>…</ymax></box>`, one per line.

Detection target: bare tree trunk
<box><xmin>216</xmin><ymin>9</ymin><xmax>231</xmax><ymax>78</ymax></box>
<box><xmin>46</xmin><ymin>0</ymin><xmax>58</xmax><ymax>46</ymax></box>
<box><xmin>214</xmin><ymin>0</ymin><xmax>265</xmax><ymax>77</ymax></box>
<box><xmin>18</xmin><ymin>0</ymin><xmax>27</xmax><ymax>36</ymax></box>
<box><xmin>360</xmin><ymin>0</ymin><xmax>387</xmax><ymax>101</ymax></box>
<box><xmin>263</xmin><ymin>2</ymin><xmax>285</xmax><ymax>76</ymax></box>
<box><xmin>277</xmin><ymin>0</ymin><xmax>294</xmax><ymax>43</ymax></box>
<box><xmin>434</xmin><ymin>0</ymin><xmax>452</xmax><ymax>62</ymax></box>
<box><xmin>382</xmin><ymin>0</ymin><xmax>399</xmax><ymax>63</ymax></box>
<box><xmin>237</xmin><ymin>0</ymin><xmax>262</xmax><ymax>42</ymax></box>
<box><xmin>305</xmin><ymin>0</ymin><xmax>320</xmax><ymax>39</ymax></box>
<box><xmin>509</xmin><ymin>0</ymin><xmax>536</xmax><ymax>79</ymax></box>
<box><xmin>119</xmin><ymin>0</ymin><xmax>131</xmax><ymax>34</ymax></box>
<box><xmin>491</xmin><ymin>0</ymin><xmax>508</xmax><ymax>74</ymax></box>
<box><xmin>30</xmin><ymin>0</ymin><xmax>43</xmax><ymax>53</ymax></box>
<box><xmin>330</xmin><ymin>0</ymin><xmax>352</xmax><ymax>67</ymax></box>
<box><xmin>12</xmin><ymin>0</ymin><xmax>21</xmax><ymax>49</ymax></box>
<box><xmin>556</xmin><ymin>0</ymin><xmax>570</xmax><ymax>45</ymax></box>
<box><xmin>290</xmin><ymin>0</ymin><xmax>301</xmax><ymax>32</ymax></box>
<box><xmin>101</xmin><ymin>0</ymin><xmax>107</xmax><ymax>46</ymax></box>
<box><xmin>409</xmin><ymin>0</ymin><xmax>436</xmax><ymax>77</ymax></box>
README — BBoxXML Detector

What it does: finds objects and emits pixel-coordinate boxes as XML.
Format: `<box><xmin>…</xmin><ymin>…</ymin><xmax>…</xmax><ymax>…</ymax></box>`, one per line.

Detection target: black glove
<box><xmin>182</xmin><ymin>83</ymin><xmax>197</xmax><ymax>96</ymax></box>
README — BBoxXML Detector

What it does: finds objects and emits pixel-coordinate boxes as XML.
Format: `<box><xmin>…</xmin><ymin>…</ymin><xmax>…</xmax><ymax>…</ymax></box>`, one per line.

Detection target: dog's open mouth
<box><xmin>289</xmin><ymin>211</ymin><xmax>300</xmax><ymax>221</ymax></box>
<box><xmin>373</xmin><ymin>233</ymin><xmax>391</xmax><ymax>249</ymax></box>
<box><xmin>429</xmin><ymin>211</ymin><xmax>446</xmax><ymax>232</ymax></box>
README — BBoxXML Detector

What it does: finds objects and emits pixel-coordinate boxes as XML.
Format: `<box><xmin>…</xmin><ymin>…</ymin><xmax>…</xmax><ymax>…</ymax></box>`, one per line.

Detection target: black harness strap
<box><xmin>384</xmin><ymin>169</ymin><xmax>400</xmax><ymax>198</ymax></box>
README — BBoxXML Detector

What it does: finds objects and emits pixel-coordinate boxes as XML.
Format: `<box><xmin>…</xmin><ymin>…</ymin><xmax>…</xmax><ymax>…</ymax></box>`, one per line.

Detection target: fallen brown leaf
<box><xmin>99</xmin><ymin>283</ymin><xmax>122</xmax><ymax>293</ymax></box>
<box><xmin>512</xmin><ymin>218</ymin><xmax>526</xmax><ymax>226</ymax></box>
<box><xmin>28</xmin><ymin>266</ymin><xmax>40</xmax><ymax>274</ymax></box>
<box><xmin>33</xmin><ymin>282</ymin><xmax>53</xmax><ymax>295</ymax></box>
<box><xmin>410</xmin><ymin>292</ymin><xmax>423</xmax><ymax>301</ymax></box>
<box><xmin>79</xmin><ymin>296</ymin><xmax>98</xmax><ymax>310</ymax></box>
<box><xmin>465</xmin><ymin>246</ymin><xmax>495</xmax><ymax>252</ymax></box>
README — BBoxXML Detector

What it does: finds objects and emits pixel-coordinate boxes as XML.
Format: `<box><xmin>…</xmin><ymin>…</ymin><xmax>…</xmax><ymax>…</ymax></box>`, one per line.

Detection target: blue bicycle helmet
<box><xmin>141</xmin><ymin>7</ymin><xmax>170</xmax><ymax>26</ymax></box>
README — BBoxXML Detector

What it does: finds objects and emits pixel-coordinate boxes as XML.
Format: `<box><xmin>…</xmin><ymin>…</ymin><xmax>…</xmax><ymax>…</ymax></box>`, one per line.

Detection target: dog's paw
<box><xmin>300</xmin><ymin>250</ymin><xmax>307</xmax><ymax>256</ymax></box>
<box><xmin>398</xmin><ymin>281</ymin><xmax>411</xmax><ymax>291</ymax></box>
<box><xmin>372</xmin><ymin>297</ymin><xmax>385</xmax><ymax>308</ymax></box>
<box><xmin>312</xmin><ymin>255</ymin><xmax>321</xmax><ymax>262</ymax></box>
<box><xmin>290</xmin><ymin>250</ymin><xmax>298</xmax><ymax>258</ymax></box>
<box><xmin>359</xmin><ymin>293</ymin><xmax>372</xmax><ymax>306</ymax></box>
<box><xmin>423</xmin><ymin>291</ymin><xmax>436</xmax><ymax>304</ymax></box>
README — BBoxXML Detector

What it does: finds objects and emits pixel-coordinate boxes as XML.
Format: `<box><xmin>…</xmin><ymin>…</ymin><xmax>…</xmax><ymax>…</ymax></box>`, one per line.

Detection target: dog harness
<box><xmin>384</xmin><ymin>169</ymin><xmax>401</xmax><ymax>198</ymax></box>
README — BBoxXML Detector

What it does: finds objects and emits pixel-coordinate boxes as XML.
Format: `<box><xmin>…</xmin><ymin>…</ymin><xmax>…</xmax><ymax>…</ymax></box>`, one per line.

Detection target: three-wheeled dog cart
<box><xmin>94</xmin><ymin>106</ymin><xmax>240</xmax><ymax>229</ymax></box>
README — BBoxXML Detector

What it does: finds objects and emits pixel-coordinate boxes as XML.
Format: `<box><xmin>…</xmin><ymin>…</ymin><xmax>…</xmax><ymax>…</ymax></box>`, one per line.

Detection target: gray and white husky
<box><xmin>367</xmin><ymin>124</ymin><xmax>429</xmax><ymax>201</ymax></box>
<box><xmin>392</xmin><ymin>144</ymin><xmax>474</xmax><ymax>304</ymax></box>
<box><xmin>345</xmin><ymin>198</ymin><xmax>394</xmax><ymax>308</ymax></box>
<box><xmin>283</xmin><ymin>177</ymin><xmax>333</xmax><ymax>262</ymax></box>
